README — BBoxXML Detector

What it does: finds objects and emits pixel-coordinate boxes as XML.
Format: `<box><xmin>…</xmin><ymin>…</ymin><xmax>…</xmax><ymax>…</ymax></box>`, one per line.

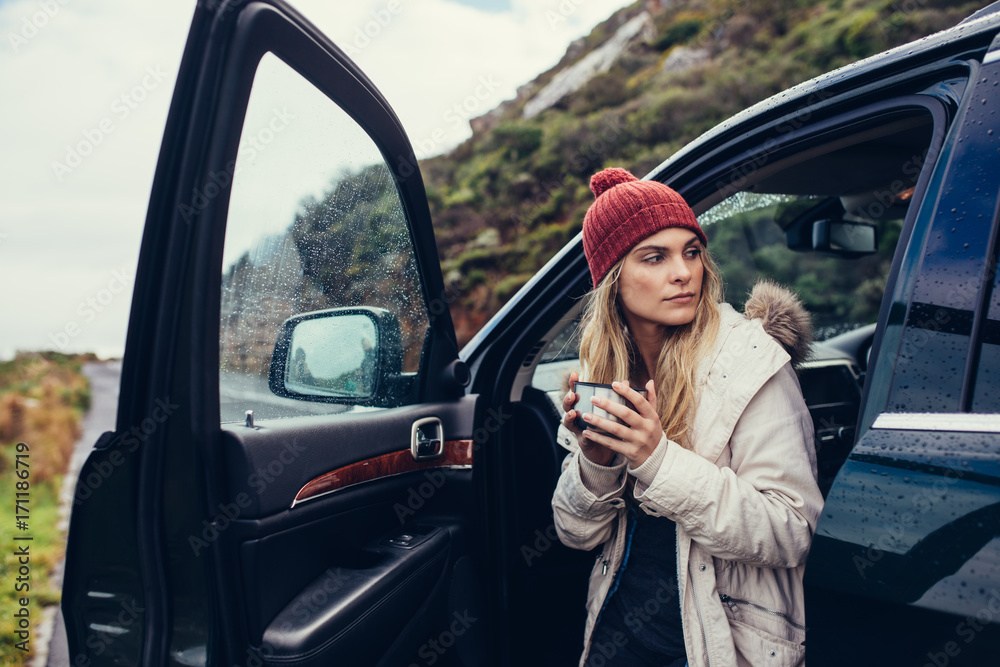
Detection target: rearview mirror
<box><xmin>811</xmin><ymin>218</ymin><xmax>877</xmax><ymax>255</ymax></box>
<box><xmin>780</xmin><ymin>197</ymin><xmax>877</xmax><ymax>257</ymax></box>
<box><xmin>268</xmin><ymin>307</ymin><xmax>404</xmax><ymax>406</ymax></box>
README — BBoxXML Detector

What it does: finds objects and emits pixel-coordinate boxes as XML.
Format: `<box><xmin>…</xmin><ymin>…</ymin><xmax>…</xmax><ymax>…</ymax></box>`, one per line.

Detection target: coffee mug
<box><xmin>572</xmin><ymin>381</ymin><xmax>647</xmax><ymax>434</ymax></box>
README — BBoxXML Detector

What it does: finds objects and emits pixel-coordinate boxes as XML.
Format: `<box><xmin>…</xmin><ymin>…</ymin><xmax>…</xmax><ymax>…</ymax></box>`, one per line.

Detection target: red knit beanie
<box><xmin>582</xmin><ymin>168</ymin><xmax>706</xmax><ymax>286</ymax></box>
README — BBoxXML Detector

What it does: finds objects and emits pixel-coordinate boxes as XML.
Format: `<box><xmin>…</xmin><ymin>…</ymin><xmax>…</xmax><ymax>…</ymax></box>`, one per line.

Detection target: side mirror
<box><xmin>268</xmin><ymin>307</ymin><xmax>406</xmax><ymax>407</ymax></box>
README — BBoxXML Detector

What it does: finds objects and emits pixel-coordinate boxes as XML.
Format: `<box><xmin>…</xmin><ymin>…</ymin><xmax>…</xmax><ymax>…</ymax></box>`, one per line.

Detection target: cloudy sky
<box><xmin>0</xmin><ymin>0</ymin><xmax>633</xmax><ymax>359</ymax></box>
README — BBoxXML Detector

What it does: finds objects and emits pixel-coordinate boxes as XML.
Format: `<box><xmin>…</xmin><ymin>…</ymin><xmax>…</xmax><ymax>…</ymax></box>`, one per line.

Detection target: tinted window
<box><xmin>888</xmin><ymin>81</ymin><xmax>1000</xmax><ymax>413</ymax></box>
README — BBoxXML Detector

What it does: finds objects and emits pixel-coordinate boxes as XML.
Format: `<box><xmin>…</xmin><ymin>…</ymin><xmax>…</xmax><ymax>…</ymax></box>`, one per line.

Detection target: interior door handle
<box><xmin>411</xmin><ymin>417</ymin><xmax>444</xmax><ymax>461</ymax></box>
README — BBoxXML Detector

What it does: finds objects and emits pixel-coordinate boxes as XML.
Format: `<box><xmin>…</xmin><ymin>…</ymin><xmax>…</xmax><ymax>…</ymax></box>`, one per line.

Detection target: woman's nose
<box><xmin>669</xmin><ymin>256</ymin><xmax>691</xmax><ymax>282</ymax></box>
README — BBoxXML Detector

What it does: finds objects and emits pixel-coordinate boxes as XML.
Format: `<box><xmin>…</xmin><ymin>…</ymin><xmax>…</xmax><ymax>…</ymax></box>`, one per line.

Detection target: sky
<box><xmin>0</xmin><ymin>0</ymin><xmax>634</xmax><ymax>360</ymax></box>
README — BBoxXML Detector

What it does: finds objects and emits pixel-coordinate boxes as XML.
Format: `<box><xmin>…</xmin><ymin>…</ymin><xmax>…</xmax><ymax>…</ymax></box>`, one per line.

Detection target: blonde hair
<box><xmin>577</xmin><ymin>244</ymin><xmax>722</xmax><ymax>448</ymax></box>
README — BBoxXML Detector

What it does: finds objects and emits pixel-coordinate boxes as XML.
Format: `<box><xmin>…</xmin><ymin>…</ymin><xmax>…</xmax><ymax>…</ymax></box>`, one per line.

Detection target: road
<box><xmin>42</xmin><ymin>361</ymin><xmax>121</xmax><ymax>667</ymax></box>
<box><xmin>220</xmin><ymin>369</ymin><xmax>348</xmax><ymax>422</ymax></box>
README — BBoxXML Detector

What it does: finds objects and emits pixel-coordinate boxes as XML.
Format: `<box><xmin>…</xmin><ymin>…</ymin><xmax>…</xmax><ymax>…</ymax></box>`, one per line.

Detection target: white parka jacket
<box><xmin>552</xmin><ymin>282</ymin><xmax>824</xmax><ymax>667</ymax></box>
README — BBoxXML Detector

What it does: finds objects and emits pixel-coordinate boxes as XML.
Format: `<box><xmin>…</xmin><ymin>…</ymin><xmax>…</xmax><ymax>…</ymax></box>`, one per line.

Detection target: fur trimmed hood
<box><xmin>743</xmin><ymin>280</ymin><xmax>813</xmax><ymax>366</ymax></box>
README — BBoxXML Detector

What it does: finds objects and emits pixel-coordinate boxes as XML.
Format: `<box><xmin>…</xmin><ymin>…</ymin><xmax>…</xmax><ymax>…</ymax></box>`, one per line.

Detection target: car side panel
<box><xmin>806</xmin><ymin>53</ymin><xmax>1000</xmax><ymax>664</ymax></box>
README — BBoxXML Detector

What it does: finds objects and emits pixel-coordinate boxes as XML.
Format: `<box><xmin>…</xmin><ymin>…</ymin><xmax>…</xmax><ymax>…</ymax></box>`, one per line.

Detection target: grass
<box><xmin>0</xmin><ymin>464</ymin><xmax>63</xmax><ymax>665</ymax></box>
<box><xmin>0</xmin><ymin>352</ymin><xmax>94</xmax><ymax>666</ymax></box>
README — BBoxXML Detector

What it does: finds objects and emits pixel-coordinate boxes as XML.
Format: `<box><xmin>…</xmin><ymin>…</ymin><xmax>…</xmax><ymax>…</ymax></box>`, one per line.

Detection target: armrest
<box><xmin>261</xmin><ymin>526</ymin><xmax>451</xmax><ymax>664</ymax></box>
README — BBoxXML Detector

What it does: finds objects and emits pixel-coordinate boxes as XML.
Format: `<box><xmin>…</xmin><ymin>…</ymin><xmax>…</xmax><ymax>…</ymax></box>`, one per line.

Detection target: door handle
<box><xmin>411</xmin><ymin>417</ymin><xmax>444</xmax><ymax>461</ymax></box>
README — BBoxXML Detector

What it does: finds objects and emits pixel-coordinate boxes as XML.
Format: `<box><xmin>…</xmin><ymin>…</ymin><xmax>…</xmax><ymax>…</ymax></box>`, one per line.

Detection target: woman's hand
<box><xmin>561</xmin><ymin>372</ymin><xmax>616</xmax><ymax>466</ymax></box>
<box><xmin>580</xmin><ymin>380</ymin><xmax>662</xmax><ymax>468</ymax></box>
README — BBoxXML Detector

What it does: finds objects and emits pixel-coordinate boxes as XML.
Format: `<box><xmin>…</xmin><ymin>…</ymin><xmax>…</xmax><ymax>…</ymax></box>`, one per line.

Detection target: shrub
<box><xmin>655</xmin><ymin>17</ymin><xmax>706</xmax><ymax>51</ymax></box>
<box><xmin>570</xmin><ymin>72</ymin><xmax>628</xmax><ymax>115</ymax></box>
<box><xmin>843</xmin><ymin>9</ymin><xmax>883</xmax><ymax>58</ymax></box>
<box><xmin>493</xmin><ymin>123</ymin><xmax>543</xmax><ymax>158</ymax></box>
<box><xmin>465</xmin><ymin>269</ymin><xmax>488</xmax><ymax>287</ymax></box>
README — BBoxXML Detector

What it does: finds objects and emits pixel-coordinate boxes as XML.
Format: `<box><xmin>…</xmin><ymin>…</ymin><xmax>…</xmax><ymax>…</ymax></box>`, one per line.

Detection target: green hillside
<box><xmin>419</xmin><ymin>0</ymin><xmax>989</xmax><ymax>345</ymax></box>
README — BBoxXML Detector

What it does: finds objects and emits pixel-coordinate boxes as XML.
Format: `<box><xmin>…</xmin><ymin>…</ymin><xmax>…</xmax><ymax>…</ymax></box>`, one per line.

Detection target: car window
<box><xmin>532</xmin><ymin>312</ymin><xmax>583</xmax><ymax>404</ymax></box>
<box><xmin>698</xmin><ymin>192</ymin><xmax>900</xmax><ymax>337</ymax></box>
<box><xmin>219</xmin><ymin>53</ymin><xmax>429</xmax><ymax>422</ymax></box>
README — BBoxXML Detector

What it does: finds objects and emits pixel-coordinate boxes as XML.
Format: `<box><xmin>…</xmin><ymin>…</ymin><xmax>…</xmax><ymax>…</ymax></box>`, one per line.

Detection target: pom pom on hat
<box><xmin>590</xmin><ymin>168</ymin><xmax>637</xmax><ymax>198</ymax></box>
<box><xmin>582</xmin><ymin>167</ymin><xmax>706</xmax><ymax>286</ymax></box>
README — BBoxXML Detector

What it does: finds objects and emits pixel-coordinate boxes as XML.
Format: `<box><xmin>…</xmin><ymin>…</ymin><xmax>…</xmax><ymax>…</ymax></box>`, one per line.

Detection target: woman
<box><xmin>552</xmin><ymin>168</ymin><xmax>823</xmax><ymax>667</ymax></box>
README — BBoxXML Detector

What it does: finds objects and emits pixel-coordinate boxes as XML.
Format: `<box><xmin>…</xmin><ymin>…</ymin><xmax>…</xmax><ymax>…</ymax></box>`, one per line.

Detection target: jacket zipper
<box><xmin>605</xmin><ymin>505</ymin><xmax>627</xmax><ymax>576</ymax></box>
<box><xmin>688</xmin><ymin>560</ymin><xmax>711</xmax><ymax>667</ymax></box>
<box><xmin>586</xmin><ymin>507</ymin><xmax>629</xmax><ymax>664</ymax></box>
<box><xmin>719</xmin><ymin>593</ymin><xmax>806</xmax><ymax>631</ymax></box>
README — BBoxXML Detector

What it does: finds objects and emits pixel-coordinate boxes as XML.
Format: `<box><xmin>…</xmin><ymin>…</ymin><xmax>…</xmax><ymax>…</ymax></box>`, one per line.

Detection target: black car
<box><xmin>64</xmin><ymin>1</ymin><xmax>1000</xmax><ymax>665</ymax></box>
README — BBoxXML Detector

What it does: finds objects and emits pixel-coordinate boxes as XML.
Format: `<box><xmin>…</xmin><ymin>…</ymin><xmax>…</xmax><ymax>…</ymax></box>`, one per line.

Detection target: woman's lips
<box><xmin>666</xmin><ymin>293</ymin><xmax>695</xmax><ymax>303</ymax></box>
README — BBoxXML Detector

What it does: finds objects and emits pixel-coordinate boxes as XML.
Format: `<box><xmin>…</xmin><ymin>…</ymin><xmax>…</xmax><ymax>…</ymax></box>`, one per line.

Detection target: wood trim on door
<box><xmin>291</xmin><ymin>439</ymin><xmax>474</xmax><ymax>506</ymax></box>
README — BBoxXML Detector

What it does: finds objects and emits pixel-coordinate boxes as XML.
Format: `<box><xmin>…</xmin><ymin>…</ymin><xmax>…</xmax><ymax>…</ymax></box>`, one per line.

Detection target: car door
<box><xmin>804</xmin><ymin>45</ymin><xmax>1000</xmax><ymax>665</ymax></box>
<box><xmin>61</xmin><ymin>2</ymin><xmax>490</xmax><ymax>666</ymax></box>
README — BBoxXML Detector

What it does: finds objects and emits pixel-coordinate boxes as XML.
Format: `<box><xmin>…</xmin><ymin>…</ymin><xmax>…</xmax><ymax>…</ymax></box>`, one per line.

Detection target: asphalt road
<box><xmin>43</xmin><ymin>361</ymin><xmax>121</xmax><ymax>667</ymax></box>
<box><xmin>220</xmin><ymin>369</ymin><xmax>348</xmax><ymax>422</ymax></box>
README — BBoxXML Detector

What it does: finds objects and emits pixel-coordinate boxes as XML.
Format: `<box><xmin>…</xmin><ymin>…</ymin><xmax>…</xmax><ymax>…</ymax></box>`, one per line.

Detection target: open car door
<box><xmin>61</xmin><ymin>1</ymin><xmax>490</xmax><ymax>665</ymax></box>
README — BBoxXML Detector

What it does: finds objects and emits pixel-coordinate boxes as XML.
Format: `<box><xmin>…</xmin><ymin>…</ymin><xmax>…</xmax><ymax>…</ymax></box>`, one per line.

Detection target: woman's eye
<box><xmin>684</xmin><ymin>248</ymin><xmax>701</xmax><ymax>259</ymax></box>
<box><xmin>643</xmin><ymin>254</ymin><xmax>663</xmax><ymax>263</ymax></box>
